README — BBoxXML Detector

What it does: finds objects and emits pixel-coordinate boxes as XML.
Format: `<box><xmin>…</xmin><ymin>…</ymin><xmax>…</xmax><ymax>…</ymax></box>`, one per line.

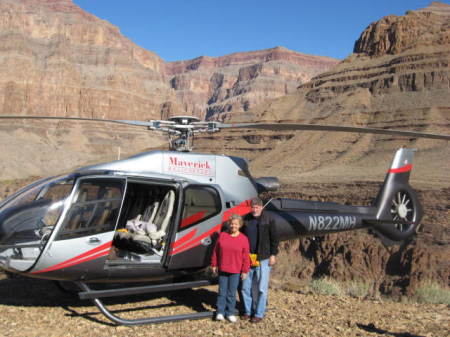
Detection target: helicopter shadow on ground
<box><xmin>0</xmin><ymin>275</ymin><xmax>218</xmax><ymax>326</ymax></box>
<box><xmin>356</xmin><ymin>323</ymin><xmax>425</xmax><ymax>337</ymax></box>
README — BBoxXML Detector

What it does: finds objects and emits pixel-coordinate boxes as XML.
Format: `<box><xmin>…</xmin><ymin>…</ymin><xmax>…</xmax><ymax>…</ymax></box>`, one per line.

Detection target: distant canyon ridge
<box><xmin>0</xmin><ymin>0</ymin><xmax>338</xmax><ymax>121</ymax></box>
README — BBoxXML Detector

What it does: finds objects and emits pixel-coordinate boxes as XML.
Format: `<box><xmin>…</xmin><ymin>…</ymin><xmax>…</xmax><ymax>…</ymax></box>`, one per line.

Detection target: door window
<box><xmin>180</xmin><ymin>186</ymin><xmax>221</xmax><ymax>230</ymax></box>
<box><xmin>56</xmin><ymin>178</ymin><xmax>124</xmax><ymax>240</ymax></box>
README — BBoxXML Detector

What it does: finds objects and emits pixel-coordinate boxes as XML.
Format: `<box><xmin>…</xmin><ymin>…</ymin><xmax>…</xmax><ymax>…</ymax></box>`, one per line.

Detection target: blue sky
<box><xmin>73</xmin><ymin>0</ymin><xmax>437</xmax><ymax>61</ymax></box>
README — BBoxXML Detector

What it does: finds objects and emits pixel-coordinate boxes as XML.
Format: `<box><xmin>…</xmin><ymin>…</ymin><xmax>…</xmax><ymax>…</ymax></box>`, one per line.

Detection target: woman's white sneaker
<box><xmin>227</xmin><ymin>315</ymin><xmax>237</xmax><ymax>323</ymax></box>
<box><xmin>216</xmin><ymin>313</ymin><xmax>225</xmax><ymax>321</ymax></box>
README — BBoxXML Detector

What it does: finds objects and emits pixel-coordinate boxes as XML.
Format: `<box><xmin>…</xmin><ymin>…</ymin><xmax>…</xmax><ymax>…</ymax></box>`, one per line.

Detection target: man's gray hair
<box><xmin>250</xmin><ymin>197</ymin><xmax>263</xmax><ymax>207</ymax></box>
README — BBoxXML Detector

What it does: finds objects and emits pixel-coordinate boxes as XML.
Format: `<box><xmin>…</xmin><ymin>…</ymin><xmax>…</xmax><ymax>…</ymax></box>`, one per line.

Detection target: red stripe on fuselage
<box><xmin>223</xmin><ymin>200</ymin><xmax>252</xmax><ymax>220</ymax></box>
<box><xmin>389</xmin><ymin>164</ymin><xmax>412</xmax><ymax>174</ymax></box>
<box><xmin>180</xmin><ymin>211</ymin><xmax>206</xmax><ymax>228</ymax></box>
<box><xmin>31</xmin><ymin>241</ymin><xmax>112</xmax><ymax>274</ymax></box>
<box><xmin>171</xmin><ymin>228</ymin><xmax>197</xmax><ymax>249</ymax></box>
<box><xmin>171</xmin><ymin>224</ymin><xmax>222</xmax><ymax>255</ymax></box>
<box><xmin>170</xmin><ymin>199</ymin><xmax>252</xmax><ymax>256</ymax></box>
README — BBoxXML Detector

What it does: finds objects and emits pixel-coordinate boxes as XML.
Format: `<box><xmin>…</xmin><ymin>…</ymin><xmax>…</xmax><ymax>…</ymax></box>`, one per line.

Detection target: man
<box><xmin>240</xmin><ymin>197</ymin><xmax>279</xmax><ymax>323</ymax></box>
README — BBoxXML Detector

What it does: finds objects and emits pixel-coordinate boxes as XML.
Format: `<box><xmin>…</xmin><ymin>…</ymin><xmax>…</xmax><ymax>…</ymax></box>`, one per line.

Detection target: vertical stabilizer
<box><xmin>372</xmin><ymin>148</ymin><xmax>423</xmax><ymax>242</ymax></box>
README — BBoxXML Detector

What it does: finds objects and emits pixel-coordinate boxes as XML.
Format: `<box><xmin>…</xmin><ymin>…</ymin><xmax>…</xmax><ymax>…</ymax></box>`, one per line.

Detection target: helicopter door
<box><xmin>32</xmin><ymin>177</ymin><xmax>125</xmax><ymax>275</ymax></box>
<box><xmin>166</xmin><ymin>185</ymin><xmax>223</xmax><ymax>270</ymax></box>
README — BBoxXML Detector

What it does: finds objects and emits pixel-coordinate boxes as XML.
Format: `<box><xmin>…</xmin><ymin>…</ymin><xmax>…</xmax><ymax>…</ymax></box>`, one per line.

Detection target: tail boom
<box><xmin>267</xmin><ymin>148</ymin><xmax>423</xmax><ymax>244</ymax></box>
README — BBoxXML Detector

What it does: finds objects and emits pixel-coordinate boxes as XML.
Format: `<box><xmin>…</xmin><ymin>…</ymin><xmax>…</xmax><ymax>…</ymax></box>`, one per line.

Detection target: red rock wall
<box><xmin>0</xmin><ymin>0</ymin><xmax>339</xmax><ymax>121</ymax></box>
<box><xmin>165</xmin><ymin>47</ymin><xmax>339</xmax><ymax>120</ymax></box>
<box><xmin>0</xmin><ymin>0</ymin><xmax>172</xmax><ymax>120</ymax></box>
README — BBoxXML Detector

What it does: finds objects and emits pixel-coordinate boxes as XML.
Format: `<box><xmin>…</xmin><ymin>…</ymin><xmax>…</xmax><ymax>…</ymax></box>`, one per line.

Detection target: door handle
<box><xmin>201</xmin><ymin>237</ymin><xmax>212</xmax><ymax>246</ymax></box>
<box><xmin>88</xmin><ymin>237</ymin><xmax>101</xmax><ymax>244</ymax></box>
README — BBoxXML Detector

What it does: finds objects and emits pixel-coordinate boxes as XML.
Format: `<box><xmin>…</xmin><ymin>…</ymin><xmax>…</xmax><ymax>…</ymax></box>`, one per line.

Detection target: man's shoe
<box><xmin>216</xmin><ymin>313</ymin><xmax>225</xmax><ymax>321</ymax></box>
<box><xmin>227</xmin><ymin>315</ymin><xmax>237</xmax><ymax>323</ymax></box>
<box><xmin>241</xmin><ymin>314</ymin><xmax>251</xmax><ymax>320</ymax></box>
<box><xmin>251</xmin><ymin>316</ymin><xmax>263</xmax><ymax>323</ymax></box>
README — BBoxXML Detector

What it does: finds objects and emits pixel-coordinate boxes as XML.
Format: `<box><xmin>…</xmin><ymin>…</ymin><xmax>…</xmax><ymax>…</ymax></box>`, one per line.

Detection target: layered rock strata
<box><xmin>0</xmin><ymin>0</ymin><xmax>338</xmax><ymax>121</ymax></box>
<box><xmin>0</xmin><ymin>0</ymin><xmax>170</xmax><ymax>120</ymax></box>
<box><xmin>165</xmin><ymin>47</ymin><xmax>338</xmax><ymax>120</ymax></box>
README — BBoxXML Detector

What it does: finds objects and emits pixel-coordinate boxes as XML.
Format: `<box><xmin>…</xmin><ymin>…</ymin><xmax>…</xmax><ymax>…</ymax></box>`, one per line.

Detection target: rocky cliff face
<box><xmin>0</xmin><ymin>0</ymin><xmax>172</xmax><ymax>120</ymax></box>
<box><xmin>0</xmin><ymin>0</ymin><xmax>338</xmax><ymax>121</ymax></box>
<box><xmin>165</xmin><ymin>47</ymin><xmax>338</xmax><ymax>120</ymax></box>
<box><xmin>354</xmin><ymin>1</ymin><xmax>450</xmax><ymax>57</ymax></box>
<box><xmin>225</xmin><ymin>1</ymin><xmax>449</xmax><ymax>175</ymax></box>
<box><xmin>0</xmin><ymin>0</ymin><xmax>338</xmax><ymax>179</ymax></box>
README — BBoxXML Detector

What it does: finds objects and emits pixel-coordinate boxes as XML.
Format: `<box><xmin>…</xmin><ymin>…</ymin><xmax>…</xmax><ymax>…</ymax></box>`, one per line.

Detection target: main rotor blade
<box><xmin>0</xmin><ymin>115</ymin><xmax>154</xmax><ymax>127</ymax></box>
<box><xmin>216</xmin><ymin>122</ymin><xmax>450</xmax><ymax>140</ymax></box>
<box><xmin>2</xmin><ymin>115</ymin><xmax>449</xmax><ymax>140</ymax></box>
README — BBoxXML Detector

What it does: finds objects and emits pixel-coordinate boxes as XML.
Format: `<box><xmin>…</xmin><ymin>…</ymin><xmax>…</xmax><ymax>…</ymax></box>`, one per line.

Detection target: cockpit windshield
<box><xmin>0</xmin><ymin>175</ymin><xmax>75</xmax><ymax>271</ymax></box>
<box><xmin>0</xmin><ymin>175</ymin><xmax>74</xmax><ymax>213</ymax></box>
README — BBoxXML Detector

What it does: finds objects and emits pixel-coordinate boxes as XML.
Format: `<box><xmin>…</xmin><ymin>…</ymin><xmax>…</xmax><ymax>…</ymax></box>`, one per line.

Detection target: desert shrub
<box><xmin>309</xmin><ymin>277</ymin><xmax>343</xmax><ymax>297</ymax></box>
<box><xmin>414</xmin><ymin>281</ymin><xmax>450</xmax><ymax>305</ymax></box>
<box><xmin>345</xmin><ymin>280</ymin><xmax>371</xmax><ymax>299</ymax></box>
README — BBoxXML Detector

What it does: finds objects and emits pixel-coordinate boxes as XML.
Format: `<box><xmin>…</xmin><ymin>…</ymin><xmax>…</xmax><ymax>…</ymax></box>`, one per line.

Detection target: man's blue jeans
<box><xmin>217</xmin><ymin>272</ymin><xmax>240</xmax><ymax>316</ymax></box>
<box><xmin>241</xmin><ymin>258</ymin><xmax>271</xmax><ymax>318</ymax></box>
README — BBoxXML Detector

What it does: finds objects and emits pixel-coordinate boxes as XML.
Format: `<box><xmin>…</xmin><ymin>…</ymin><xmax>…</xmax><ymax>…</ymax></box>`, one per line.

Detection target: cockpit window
<box><xmin>0</xmin><ymin>175</ymin><xmax>73</xmax><ymax>212</ymax></box>
<box><xmin>0</xmin><ymin>175</ymin><xmax>75</xmax><ymax>271</ymax></box>
<box><xmin>0</xmin><ymin>175</ymin><xmax>75</xmax><ymax>245</ymax></box>
<box><xmin>56</xmin><ymin>178</ymin><xmax>124</xmax><ymax>240</ymax></box>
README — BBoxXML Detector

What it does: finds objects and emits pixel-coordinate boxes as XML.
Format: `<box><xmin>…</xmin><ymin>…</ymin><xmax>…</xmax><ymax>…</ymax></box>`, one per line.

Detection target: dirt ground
<box><xmin>0</xmin><ymin>274</ymin><xmax>448</xmax><ymax>337</ymax></box>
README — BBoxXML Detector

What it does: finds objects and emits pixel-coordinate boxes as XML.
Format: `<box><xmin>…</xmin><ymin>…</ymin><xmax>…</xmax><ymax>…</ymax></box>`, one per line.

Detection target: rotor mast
<box><xmin>149</xmin><ymin>116</ymin><xmax>219</xmax><ymax>152</ymax></box>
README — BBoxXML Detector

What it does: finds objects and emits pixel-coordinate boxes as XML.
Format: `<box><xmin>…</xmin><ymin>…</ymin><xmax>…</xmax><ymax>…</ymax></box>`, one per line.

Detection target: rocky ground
<box><xmin>0</xmin><ymin>273</ymin><xmax>448</xmax><ymax>337</ymax></box>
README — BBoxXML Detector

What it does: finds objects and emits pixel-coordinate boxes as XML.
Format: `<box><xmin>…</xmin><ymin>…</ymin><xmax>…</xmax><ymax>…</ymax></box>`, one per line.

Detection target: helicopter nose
<box><xmin>0</xmin><ymin>199</ymin><xmax>51</xmax><ymax>246</ymax></box>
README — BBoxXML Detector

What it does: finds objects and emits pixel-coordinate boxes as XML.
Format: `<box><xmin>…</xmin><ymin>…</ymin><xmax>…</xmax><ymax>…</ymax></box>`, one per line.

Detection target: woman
<box><xmin>211</xmin><ymin>214</ymin><xmax>250</xmax><ymax>322</ymax></box>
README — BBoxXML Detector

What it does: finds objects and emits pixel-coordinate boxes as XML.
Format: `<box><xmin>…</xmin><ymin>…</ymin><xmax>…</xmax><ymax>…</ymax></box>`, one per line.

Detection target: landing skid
<box><xmin>76</xmin><ymin>280</ymin><xmax>214</xmax><ymax>325</ymax></box>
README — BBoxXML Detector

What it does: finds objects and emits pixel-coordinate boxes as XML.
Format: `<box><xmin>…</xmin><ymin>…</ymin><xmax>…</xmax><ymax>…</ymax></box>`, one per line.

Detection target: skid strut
<box><xmin>76</xmin><ymin>280</ymin><xmax>213</xmax><ymax>325</ymax></box>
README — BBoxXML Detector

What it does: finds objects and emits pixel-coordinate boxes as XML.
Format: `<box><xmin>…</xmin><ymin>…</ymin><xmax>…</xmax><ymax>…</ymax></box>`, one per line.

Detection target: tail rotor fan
<box><xmin>390</xmin><ymin>190</ymin><xmax>416</xmax><ymax>233</ymax></box>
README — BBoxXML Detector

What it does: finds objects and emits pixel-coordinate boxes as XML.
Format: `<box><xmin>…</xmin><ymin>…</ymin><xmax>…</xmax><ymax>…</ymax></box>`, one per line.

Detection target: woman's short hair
<box><xmin>229</xmin><ymin>214</ymin><xmax>243</xmax><ymax>226</ymax></box>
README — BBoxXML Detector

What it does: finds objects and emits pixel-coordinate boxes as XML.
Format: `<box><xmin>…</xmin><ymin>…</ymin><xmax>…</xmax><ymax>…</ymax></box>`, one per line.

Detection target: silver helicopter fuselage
<box><xmin>0</xmin><ymin>150</ymin><xmax>260</xmax><ymax>282</ymax></box>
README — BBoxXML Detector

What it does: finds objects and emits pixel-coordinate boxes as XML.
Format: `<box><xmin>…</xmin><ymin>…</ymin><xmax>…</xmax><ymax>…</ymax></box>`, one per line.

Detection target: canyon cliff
<box><xmin>0</xmin><ymin>0</ymin><xmax>338</xmax><ymax>121</ymax></box>
<box><xmin>165</xmin><ymin>47</ymin><xmax>338</xmax><ymax>120</ymax></box>
<box><xmin>0</xmin><ymin>0</ymin><xmax>169</xmax><ymax>120</ymax></box>
<box><xmin>0</xmin><ymin>0</ymin><xmax>337</xmax><ymax>179</ymax></box>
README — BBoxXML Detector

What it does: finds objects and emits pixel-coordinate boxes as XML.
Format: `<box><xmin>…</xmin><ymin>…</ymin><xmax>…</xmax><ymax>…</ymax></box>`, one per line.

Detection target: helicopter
<box><xmin>0</xmin><ymin>114</ymin><xmax>449</xmax><ymax>325</ymax></box>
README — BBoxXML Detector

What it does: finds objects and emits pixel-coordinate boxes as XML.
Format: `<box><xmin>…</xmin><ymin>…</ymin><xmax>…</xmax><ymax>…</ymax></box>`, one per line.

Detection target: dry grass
<box><xmin>309</xmin><ymin>277</ymin><xmax>343</xmax><ymax>297</ymax></box>
<box><xmin>414</xmin><ymin>281</ymin><xmax>450</xmax><ymax>305</ymax></box>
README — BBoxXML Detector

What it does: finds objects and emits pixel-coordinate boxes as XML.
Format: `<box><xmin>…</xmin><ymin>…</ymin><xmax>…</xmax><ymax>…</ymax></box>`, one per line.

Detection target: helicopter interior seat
<box><xmin>135</xmin><ymin>189</ymin><xmax>175</xmax><ymax>244</ymax></box>
<box><xmin>96</xmin><ymin>189</ymin><xmax>116</xmax><ymax>226</ymax></box>
<box><xmin>141</xmin><ymin>200</ymin><xmax>160</xmax><ymax>224</ymax></box>
<box><xmin>68</xmin><ymin>188</ymin><xmax>89</xmax><ymax>229</ymax></box>
<box><xmin>114</xmin><ymin>189</ymin><xmax>175</xmax><ymax>256</ymax></box>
